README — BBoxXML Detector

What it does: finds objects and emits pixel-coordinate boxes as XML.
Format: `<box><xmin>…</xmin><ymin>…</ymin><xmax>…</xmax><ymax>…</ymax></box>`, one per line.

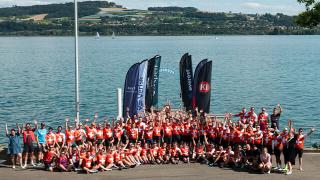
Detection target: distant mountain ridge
<box><xmin>0</xmin><ymin>1</ymin><xmax>117</xmax><ymax>18</ymax></box>
<box><xmin>0</xmin><ymin>1</ymin><xmax>319</xmax><ymax>36</ymax></box>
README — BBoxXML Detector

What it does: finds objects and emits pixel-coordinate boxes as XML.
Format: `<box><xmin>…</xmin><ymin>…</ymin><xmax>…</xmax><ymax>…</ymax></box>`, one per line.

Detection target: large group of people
<box><xmin>5</xmin><ymin>104</ymin><xmax>315</xmax><ymax>175</ymax></box>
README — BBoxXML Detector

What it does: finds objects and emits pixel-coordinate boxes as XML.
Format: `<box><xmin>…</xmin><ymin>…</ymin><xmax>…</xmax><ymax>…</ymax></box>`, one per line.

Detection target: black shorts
<box><xmin>129</xmin><ymin>138</ymin><xmax>137</xmax><ymax>144</ymax></box>
<box><xmin>75</xmin><ymin>140</ymin><xmax>83</xmax><ymax>146</ymax></box>
<box><xmin>105</xmin><ymin>138</ymin><xmax>112</xmax><ymax>147</ymax></box>
<box><xmin>153</xmin><ymin>136</ymin><xmax>161</xmax><ymax>143</ymax></box>
<box><xmin>96</xmin><ymin>139</ymin><xmax>103</xmax><ymax>145</ymax></box>
<box><xmin>274</xmin><ymin>148</ymin><xmax>281</xmax><ymax>157</ymax></box>
<box><xmin>208</xmin><ymin>137</ymin><xmax>216</xmax><ymax>144</ymax></box>
<box><xmin>23</xmin><ymin>143</ymin><xmax>34</xmax><ymax>153</ymax></box>
<box><xmin>182</xmin><ymin>135</ymin><xmax>191</xmax><ymax>143</ymax></box>
<box><xmin>164</xmin><ymin>136</ymin><xmax>172</xmax><ymax>144</ymax></box>
<box><xmin>199</xmin><ymin>135</ymin><xmax>205</xmax><ymax>145</ymax></box>
<box><xmin>37</xmin><ymin>143</ymin><xmax>44</xmax><ymax>153</ymax></box>
<box><xmin>172</xmin><ymin>135</ymin><xmax>181</xmax><ymax>143</ymax></box>
<box><xmin>113</xmin><ymin>137</ymin><xmax>120</xmax><ymax>146</ymax></box>
<box><xmin>121</xmin><ymin>135</ymin><xmax>127</xmax><ymax>144</ymax></box>
<box><xmin>146</xmin><ymin>139</ymin><xmax>154</xmax><ymax>144</ymax></box>
<box><xmin>295</xmin><ymin>148</ymin><xmax>303</xmax><ymax>158</ymax></box>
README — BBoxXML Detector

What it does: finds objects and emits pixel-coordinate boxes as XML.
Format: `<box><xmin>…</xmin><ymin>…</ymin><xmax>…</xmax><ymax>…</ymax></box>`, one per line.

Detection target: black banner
<box><xmin>179</xmin><ymin>53</ymin><xmax>194</xmax><ymax>111</ymax></box>
<box><xmin>194</xmin><ymin>60</ymin><xmax>212</xmax><ymax>113</ymax></box>
<box><xmin>123</xmin><ymin>63</ymin><xmax>140</xmax><ymax>117</ymax></box>
<box><xmin>146</xmin><ymin>55</ymin><xmax>161</xmax><ymax>111</ymax></box>
<box><xmin>192</xmin><ymin>59</ymin><xmax>208</xmax><ymax>109</ymax></box>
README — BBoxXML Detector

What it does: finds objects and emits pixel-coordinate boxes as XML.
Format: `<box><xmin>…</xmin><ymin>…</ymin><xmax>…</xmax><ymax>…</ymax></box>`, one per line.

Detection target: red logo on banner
<box><xmin>199</xmin><ymin>82</ymin><xmax>210</xmax><ymax>93</ymax></box>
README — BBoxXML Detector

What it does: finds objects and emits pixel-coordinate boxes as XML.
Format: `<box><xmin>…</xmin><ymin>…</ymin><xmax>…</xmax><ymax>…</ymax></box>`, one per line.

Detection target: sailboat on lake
<box><xmin>95</xmin><ymin>32</ymin><xmax>100</xmax><ymax>39</ymax></box>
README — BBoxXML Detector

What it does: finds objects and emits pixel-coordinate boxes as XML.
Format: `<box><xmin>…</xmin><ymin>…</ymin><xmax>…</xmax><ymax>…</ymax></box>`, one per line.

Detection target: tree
<box><xmin>296</xmin><ymin>0</ymin><xmax>320</xmax><ymax>27</ymax></box>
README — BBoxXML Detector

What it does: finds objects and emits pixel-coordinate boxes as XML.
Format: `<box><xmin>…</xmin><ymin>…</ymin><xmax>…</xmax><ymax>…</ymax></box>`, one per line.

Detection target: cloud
<box><xmin>242</xmin><ymin>2</ymin><xmax>268</xmax><ymax>9</ymax></box>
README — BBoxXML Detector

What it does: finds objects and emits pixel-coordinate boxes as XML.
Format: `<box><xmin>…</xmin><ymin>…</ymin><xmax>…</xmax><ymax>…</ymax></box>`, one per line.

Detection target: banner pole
<box><xmin>74</xmin><ymin>0</ymin><xmax>80</xmax><ymax>122</ymax></box>
<box><xmin>117</xmin><ymin>88</ymin><xmax>123</xmax><ymax>120</ymax></box>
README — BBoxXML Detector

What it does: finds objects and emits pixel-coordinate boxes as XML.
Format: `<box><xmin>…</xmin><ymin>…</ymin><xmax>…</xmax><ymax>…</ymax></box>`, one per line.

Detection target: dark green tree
<box><xmin>296</xmin><ymin>0</ymin><xmax>320</xmax><ymax>27</ymax></box>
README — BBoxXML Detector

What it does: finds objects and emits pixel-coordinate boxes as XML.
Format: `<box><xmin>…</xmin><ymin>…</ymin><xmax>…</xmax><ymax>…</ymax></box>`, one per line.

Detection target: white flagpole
<box><xmin>74</xmin><ymin>0</ymin><xmax>80</xmax><ymax>122</ymax></box>
<box><xmin>117</xmin><ymin>88</ymin><xmax>123</xmax><ymax>120</ymax></box>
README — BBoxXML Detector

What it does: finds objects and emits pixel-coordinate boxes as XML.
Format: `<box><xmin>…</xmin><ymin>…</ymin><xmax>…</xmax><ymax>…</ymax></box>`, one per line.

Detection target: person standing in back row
<box><xmin>270</xmin><ymin>104</ymin><xmax>282</xmax><ymax>130</ymax></box>
<box><xmin>5</xmin><ymin>123</ymin><xmax>23</xmax><ymax>169</ymax></box>
<box><xmin>22</xmin><ymin>120</ymin><xmax>38</xmax><ymax>168</ymax></box>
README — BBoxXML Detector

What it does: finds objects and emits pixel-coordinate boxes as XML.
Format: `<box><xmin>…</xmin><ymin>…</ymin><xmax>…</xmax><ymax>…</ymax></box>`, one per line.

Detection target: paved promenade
<box><xmin>0</xmin><ymin>154</ymin><xmax>319</xmax><ymax>180</ymax></box>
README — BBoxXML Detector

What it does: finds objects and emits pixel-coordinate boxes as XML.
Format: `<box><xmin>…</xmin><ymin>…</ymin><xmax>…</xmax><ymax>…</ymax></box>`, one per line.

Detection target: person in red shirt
<box><xmin>148</xmin><ymin>142</ymin><xmax>158</xmax><ymax>164</ymax></box>
<box><xmin>84</xmin><ymin>120</ymin><xmax>97</xmax><ymax>143</ymax></box>
<box><xmin>180</xmin><ymin>142</ymin><xmax>190</xmax><ymax>163</ymax></box>
<box><xmin>207</xmin><ymin>123</ymin><xmax>217</xmax><ymax>144</ymax></box>
<box><xmin>295</xmin><ymin>127</ymin><xmax>315</xmax><ymax>171</ymax></box>
<box><xmin>190</xmin><ymin>124</ymin><xmax>199</xmax><ymax>147</ymax></box>
<box><xmin>153</xmin><ymin>123</ymin><xmax>162</xmax><ymax>145</ymax></box>
<box><xmin>43</xmin><ymin>145</ymin><xmax>57</xmax><ymax>172</ymax></box>
<box><xmin>113</xmin><ymin>122</ymin><xmax>123</xmax><ymax>147</ymax></box>
<box><xmin>46</xmin><ymin>127</ymin><xmax>57</xmax><ymax>147</ymax></box>
<box><xmin>258</xmin><ymin>108</ymin><xmax>269</xmax><ymax>131</ymax></box>
<box><xmin>74</xmin><ymin>123</ymin><xmax>86</xmax><ymax>146</ymax></box>
<box><xmin>246</xmin><ymin>107</ymin><xmax>258</xmax><ymax>126</ymax></box>
<box><xmin>81</xmin><ymin>152</ymin><xmax>99</xmax><ymax>173</ymax></box>
<box><xmin>172</xmin><ymin>120</ymin><xmax>181</xmax><ymax>144</ymax></box>
<box><xmin>233</xmin><ymin>108</ymin><xmax>248</xmax><ymax>123</ymax></box>
<box><xmin>169</xmin><ymin>143</ymin><xmax>181</xmax><ymax>164</ymax></box>
<box><xmin>163</xmin><ymin>121</ymin><xmax>173</xmax><ymax>146</ymax></box>
<box><xmin>263</xmin><ymin>128</ymin><xmax>273</xmax><ymax>154</ymax></box>
<box><xmin>103</xmin><ymin>122</ymin><xmax>113</xmax><ymax>148</ymax></box>
<box><xmin>182</xmin><ymin>119</ymin><xmax>191</xmax><ymax>145</ymax></box>
<box><xmin>144</xmin><ymin>122</ymin><xmax>154</xmax><ymax>145</ymax></box>
<box><xmin>55</xmin><ymin>126</ymin><xmax>65</xmax><ymax>148</ymax></box>
<box><xmin>193</xmin><ymin>144</ymin><xmax>205</xmax><ymax>163</ymax></box>
<box><xmin>22</xmin><ymin>121</ymin><xmax>38</xmax><ymax>168</ymax></box>
<box><xmin>253</xmin><ymin>126</ymin><xmax>263</xmax><ymax>148</ymax></box>
<box><xmin>213</xmin><ymin>145</ymin><xmax>226</xmax><ymax>168</ymax></box>
<box><xmin>140</xmin><ymin>143</ymin><xmax>149</xmax><ymax>164</ymax></box>
<box><xmin>128</xmin><ymin>123</ymin><xmax>139</xmax><ymax>144</ymax></box>
<box><xmin>96</xmin><ymin>148</ymin><xmax>111</xmax><ymax>171</ymax></box>
<box><xmin>205</xmin><ymin>143</ymin><xmax>216</xmax><ymax>165</ymax></box>
<box><xmin>65</xmin><ymin>118</ymin><xmax>76</xmax><ymax>148</ymax></box>
<box><xmin>199</xmin><ymin>123</ymin><xmax>208</xmax><ymax>145</ymax></box>
<box><xmin>95</xmin><ymin>123</ymin><xmax>104</xmax><ymax>146</ymax></box>
<box><xmin>155</xmin><ymin>145</ymin><xmax>165</xmax><ymax>164</ymax></box>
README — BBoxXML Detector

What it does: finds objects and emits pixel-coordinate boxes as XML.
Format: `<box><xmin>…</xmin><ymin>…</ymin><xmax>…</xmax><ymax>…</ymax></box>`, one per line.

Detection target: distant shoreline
<box><xmin>1</xmin><ymin>34</ymin><xmax>320</xmax><ymax>37</ymax></box>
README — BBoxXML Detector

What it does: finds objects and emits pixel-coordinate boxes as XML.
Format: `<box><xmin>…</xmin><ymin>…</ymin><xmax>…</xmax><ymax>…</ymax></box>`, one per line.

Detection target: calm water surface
<box><xmin>0</xmin><ymin>36</ymin><xmax>319</xmax><ymax>145</ymax></box>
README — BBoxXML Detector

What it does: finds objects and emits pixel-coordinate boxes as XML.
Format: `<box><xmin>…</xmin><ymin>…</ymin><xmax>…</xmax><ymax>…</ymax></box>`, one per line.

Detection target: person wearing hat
<box><xmin>36</xmin><ymin>122</ymin><xmax>47</xmax><ymax>166</ymax></box>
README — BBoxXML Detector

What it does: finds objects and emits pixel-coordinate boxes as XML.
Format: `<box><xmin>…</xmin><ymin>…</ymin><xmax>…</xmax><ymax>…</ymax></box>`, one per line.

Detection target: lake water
<box><xmin>0</xmin><ymin>36</ymin><xmax>319</xmax><ymax>146</ymax></box>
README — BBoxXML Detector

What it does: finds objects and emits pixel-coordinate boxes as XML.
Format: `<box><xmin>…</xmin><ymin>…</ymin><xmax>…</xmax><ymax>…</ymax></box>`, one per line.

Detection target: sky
<box><xmin>0</xmin><ymin>0</ymin><xmax>306</xmax><ymax>15</ymax></box>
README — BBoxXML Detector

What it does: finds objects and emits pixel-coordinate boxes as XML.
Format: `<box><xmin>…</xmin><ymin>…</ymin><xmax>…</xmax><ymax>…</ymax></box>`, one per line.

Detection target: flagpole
<box><xmin>74</xmin><ymin>0</ymin><xmax>80</xmax><ymax>122</ymax></box>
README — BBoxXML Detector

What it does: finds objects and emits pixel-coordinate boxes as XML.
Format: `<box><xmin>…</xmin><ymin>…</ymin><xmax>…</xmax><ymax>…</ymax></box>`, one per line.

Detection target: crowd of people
<box><xmin>5</xmin><ymin>104</ymin><xmax>315</xmax><ymax>175</ymax></box>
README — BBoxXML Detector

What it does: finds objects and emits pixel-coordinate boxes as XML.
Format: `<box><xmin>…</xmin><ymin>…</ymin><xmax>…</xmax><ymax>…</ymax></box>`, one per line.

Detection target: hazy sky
<box><xmin>0</xmin><ymin>0</ymin><xmax>306</xmax><ymax>15</ymax></box>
